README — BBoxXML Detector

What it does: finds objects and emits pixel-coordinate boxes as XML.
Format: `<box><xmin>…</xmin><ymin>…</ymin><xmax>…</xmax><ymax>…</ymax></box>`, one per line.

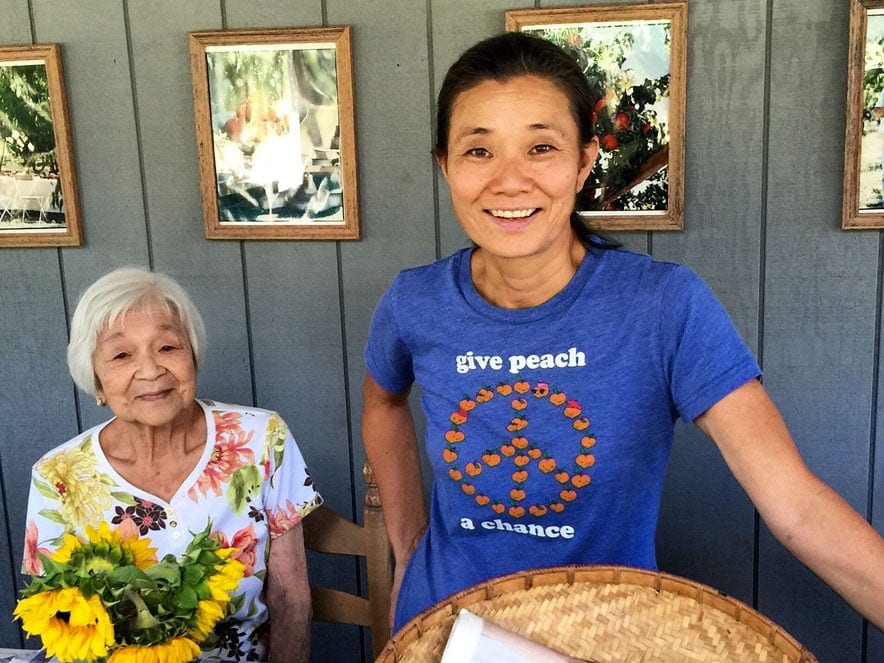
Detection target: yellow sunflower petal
<box><xmin>83</xmin><ymin>521</ymin><xmax>113</xmax><ymax>543</ymax></box>
<box><xmin>13</xmin><ymin>593</ymin><xmax>53</xmax><ymax>634</ymax></box>
<box><xmin>108</xmin><ymin>637</ymin><xmax>200</xmax><ymax>663</ymax></box>
<box><xmin>107</xmin><ymin>647</ymin><xmax>137</xmax><ymax>663</ymax></box>
<box><xmin>205</xmin><ymin>558</ymin><xmax>245</xmax><ymax>602</ymax></box>
<box><xmin>122</xmin><ymin>534</ymin><xmax>158</xmax><ymax>569</ymax></box>
<box><xmin>17</xmin><ymin>588</ymin><xmax>113</xmax><ymax>663</ymax></box>
<box><xmin>51</xmin><ymin>532</ymin><xmax>86</xmax><ymax>564</ymax></box>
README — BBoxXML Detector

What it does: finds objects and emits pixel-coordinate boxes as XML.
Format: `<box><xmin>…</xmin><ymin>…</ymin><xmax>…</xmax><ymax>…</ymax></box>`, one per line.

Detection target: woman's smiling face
<box><xmin>437</xmin><ymin>75</ymin><xmax>598</xmax><ymax>261</ymax></box>
<box><xmin>92</xmin><ymin>303</ymin><xmax>197</xmax><ymax>429</ymax></box>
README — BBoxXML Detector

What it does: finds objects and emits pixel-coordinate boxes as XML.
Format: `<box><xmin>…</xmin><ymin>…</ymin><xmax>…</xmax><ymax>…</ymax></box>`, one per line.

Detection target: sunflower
<box><xmin>206</xmin><ymin>548</ymin><xmax>246</xmax><ymax>601</ymax></box>
<box><xmin>188</xmin><ymin>548</ymin><xmax>244</xmax><ymax>640</ymax></box>
<box><xmin>188</xmin><ymin>597</ymin><xmax>225</xmax><ymax>641</ymax></box>
<box><xmin>14</xmin><ymin>586</ymin><xmax>114</xmax><ymax>663</ymax></box>
<box><xmin>18</xmin><ymin>522</ymin><xmax>245</xmax><ymax>663</ymax></box>
<box><xmin>107</xmin><ymin>636</ymin><xmax>201</xmax><ymax>663</ymax></box>
<box><xmin>52</xmin><ymin>521</ymin><xmax>157</xmax><ymax>572</ymax></box>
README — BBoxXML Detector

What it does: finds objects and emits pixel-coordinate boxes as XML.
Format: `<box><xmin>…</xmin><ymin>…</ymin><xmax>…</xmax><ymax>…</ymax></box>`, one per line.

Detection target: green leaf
<box><xmin>197</xmin><ymin>549</ymin><xmax>219</xmax><ymax>566</ymax></box>
<box><xmin>183</xmin><ymin>563</ymin><xmax>205</xmax><ymax>586</ymax></box>
<box><xmin>246</xmin><ymin>598</ymin><xmax>258</xmax><ymax>617</ymax></box>
<box><xmin>33</xmin><ymin>478</ymin><xmax>59</xmax><ymax>500</ymax></box>
<box><xmin>110</xmin><ymin>491</ymin><xmax>138</xmax><ymax>504</ymax></box>
<box><xmin>229</xmin><ymin>591</ymin><xmax>246</xmax><ymax>614</ymax></box>
<box><xmin>172</xmin><ymin>583</ymin><xmax>199</xmax><ymax>610</ymax></box>
<box><xmin>144</xmin><ymin>560</ymin><xmax>183</xmax><ymax>586</ymax></box>
<box><xmin>37</xmin><ymin>508</ymin><xmax>67</xmax><ymax>524</ymax></box>
<box><xmin>226</xmin><ymin>464</ymin><xmax>262</xmax><ymax>515</ymax></box>
<box><xmin>39</xmin><ymin>553</ymin><xmax>65</xmax><ymax>576</ymax></box>
<box><xmin>109</xmin><ymin>566</ymin><xmax>156</xmax><ymax>589</ymax></box>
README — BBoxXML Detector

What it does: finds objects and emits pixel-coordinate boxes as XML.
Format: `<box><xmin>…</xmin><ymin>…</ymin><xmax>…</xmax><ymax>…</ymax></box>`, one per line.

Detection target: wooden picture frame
<box><xmin>189</xmin><ymin>26</ymin><xmax>359</xmax><ymax>240</ymax></box>
<box><xmin>842</xmin><ymin>0</ymin><xmax>884</xmax><ymax>229</ymax></box>
<box><xmin>506</xmin><ymin>2</ymin><xmax>687</xmax><ymax>231</ymax></box>
<box><xmin>0</xmin><ymin>43</ymin><xmax>82</xmax><ymax>247</ymax></box>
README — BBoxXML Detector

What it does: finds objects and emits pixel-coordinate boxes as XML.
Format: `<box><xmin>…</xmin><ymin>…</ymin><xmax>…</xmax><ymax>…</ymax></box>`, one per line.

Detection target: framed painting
<box><xmin>842</xmin><ymin>0</ymin><xmax>884</xmax><ymax>229</ymax></box>
<box><xmin>0</xmin><ymin>43</ymin><xmax>82</xmax><ymax>247</ymax></box>
<box><xmin>506</xmin><ymin>2</ymin><xmax>687</xmax><ymax>231</ymax></box>
<box><xmin>189</xmin><ymin>26</ymin><xmax>359</xmax><ymax>240</ymax></box>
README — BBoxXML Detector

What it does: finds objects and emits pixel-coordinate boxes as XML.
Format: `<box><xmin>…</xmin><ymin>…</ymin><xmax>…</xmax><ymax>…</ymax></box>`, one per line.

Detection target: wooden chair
<box><xmin>302</xmin><ymin>462</ymin><xmax>393</xmax><ymax>659</ymax></box>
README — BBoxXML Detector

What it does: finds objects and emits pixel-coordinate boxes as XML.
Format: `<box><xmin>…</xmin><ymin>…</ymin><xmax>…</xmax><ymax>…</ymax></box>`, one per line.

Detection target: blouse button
<box><xmin>169</xmin><ymin>520</ymin><xmax>178</xmax><ymax>528</ymax></box>
<box><xmin>172</xmin><ymin>531</ymin><xmax>182</xmax><ymax>540</ymax></box>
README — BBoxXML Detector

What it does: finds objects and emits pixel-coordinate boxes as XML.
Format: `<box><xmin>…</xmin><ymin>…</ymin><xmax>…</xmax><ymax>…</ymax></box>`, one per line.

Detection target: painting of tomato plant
<box><xmin>843</xmin><ymin>0</ymin><xmax>884</xmax><ymax>229</ymax></box>
<box><xmin>506</xmin><ymin>3</ymin><xmax>687</xmax><ymax>231</ymax></box>
<box><xmin>857</xmin><ymin>7</ymin><xmax>883</xmax><ymax>210</ymax></box>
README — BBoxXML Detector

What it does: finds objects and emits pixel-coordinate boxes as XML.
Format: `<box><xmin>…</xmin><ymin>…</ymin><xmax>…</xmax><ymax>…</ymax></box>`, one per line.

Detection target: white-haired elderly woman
<box><xmin>21</xmin><ymin>266</ymin><xmax>321</xmax><ymax>663</ymax></box>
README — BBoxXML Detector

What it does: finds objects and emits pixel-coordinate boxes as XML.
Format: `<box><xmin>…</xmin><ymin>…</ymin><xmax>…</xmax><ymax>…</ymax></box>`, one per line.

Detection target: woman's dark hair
<box><xmin>434</xmin><ymin>32</ymin><xmax>617</xmax><ymax>249</ymax></box>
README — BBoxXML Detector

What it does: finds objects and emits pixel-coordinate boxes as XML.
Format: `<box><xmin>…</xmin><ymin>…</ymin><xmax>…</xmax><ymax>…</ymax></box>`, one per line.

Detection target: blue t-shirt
<box><xmin>365</xmin><ymin>246</ymin><xmax>760</xmax><ymax>630</ymax></box>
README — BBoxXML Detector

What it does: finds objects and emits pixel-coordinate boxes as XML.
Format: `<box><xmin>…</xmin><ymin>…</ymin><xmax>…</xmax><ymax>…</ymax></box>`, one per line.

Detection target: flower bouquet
<box><xmin>14</xmin><ymin>522</ymin><xmax>245</xmax><ymax>663</ymax></box>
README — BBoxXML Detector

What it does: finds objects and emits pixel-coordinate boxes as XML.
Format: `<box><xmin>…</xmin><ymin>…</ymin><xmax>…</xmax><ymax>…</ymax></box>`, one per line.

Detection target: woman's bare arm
<box><xmin>266</xmin><ymin>522</ymin><xmax>311</xmax><ymax>662</ymax></box>
<box><xmin>362</xmin><ymin>373</ymin><xmax>429</xmax><ymax>624</ymax></box>
<box><xmin>696</xmin><ymin>379</ymin><xmax>884</xmax><ymax>629</ymax></box>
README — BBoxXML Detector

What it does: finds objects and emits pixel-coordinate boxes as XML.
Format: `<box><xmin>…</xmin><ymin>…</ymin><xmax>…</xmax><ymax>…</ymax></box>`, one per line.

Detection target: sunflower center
<box><xmin>85</xmin><ymin>557</ymin><xmax>116</xmax><ymax>575</ymax></box>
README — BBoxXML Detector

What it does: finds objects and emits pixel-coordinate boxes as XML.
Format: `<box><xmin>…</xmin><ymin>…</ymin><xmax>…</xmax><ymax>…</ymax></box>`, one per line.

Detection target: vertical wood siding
<box><xmin>0</xmin><ymin>1</ymin><xmax>879</xmax><ymax>660</ymax></box>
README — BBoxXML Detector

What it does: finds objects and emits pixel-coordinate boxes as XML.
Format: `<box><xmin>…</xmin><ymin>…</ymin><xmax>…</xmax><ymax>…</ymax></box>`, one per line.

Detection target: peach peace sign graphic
<box><xmin>442</xmin><ymin>379</ymin><xmax>597</xmax><ymax>519</ymax></box>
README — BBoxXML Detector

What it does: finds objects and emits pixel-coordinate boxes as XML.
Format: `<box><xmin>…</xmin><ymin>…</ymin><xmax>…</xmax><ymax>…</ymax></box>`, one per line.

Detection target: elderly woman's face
<box><xmin>92</xmin><ymin>303</ymin><xmax>197</xmax><ymax>429</ymax></box>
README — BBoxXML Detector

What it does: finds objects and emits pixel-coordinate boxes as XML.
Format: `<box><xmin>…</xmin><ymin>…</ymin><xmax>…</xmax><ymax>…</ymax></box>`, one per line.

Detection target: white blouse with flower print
<box><xmin>22</xmin><ymin>399</ymin><xmax>322</xmax><ymax>662</ymax></box>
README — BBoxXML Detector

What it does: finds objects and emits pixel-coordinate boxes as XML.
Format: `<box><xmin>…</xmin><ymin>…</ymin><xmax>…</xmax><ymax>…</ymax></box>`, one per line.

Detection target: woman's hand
<box><xmin>388</xmin><ymin>556</ymin><xmax>407</xmax><ymax>628</ymax></box>
<box><xmin>265</xmin><ymin>522</ymin><xmax>311</xmax><ymax>662</ymax></box>
<box><xmin>387</xmin><ymin>541</ymin><xmax>421</xmax><ymax>628</ymax></box>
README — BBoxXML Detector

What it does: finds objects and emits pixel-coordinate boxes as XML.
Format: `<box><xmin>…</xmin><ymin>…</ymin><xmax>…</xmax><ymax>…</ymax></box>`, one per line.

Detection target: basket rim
<box><xmin>377</xmin><ymin>564</ymin><xmax>817</xmax><ymax>662</ymax></box>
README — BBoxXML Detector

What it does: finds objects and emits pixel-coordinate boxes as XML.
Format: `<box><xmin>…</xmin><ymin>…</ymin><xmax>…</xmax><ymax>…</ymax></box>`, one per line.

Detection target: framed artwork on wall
<box><xmin>505</xmin><ymin>2</ymin><xmax>687</xmax><ymax>231</ymax></box>
<box><xmin>0</xmin><ymin>43</ymin><xmax>82</xmax><ymax>247</ymax></box>
<box><xmin>189</xmin><ymin>26</ymin><xmax>359</xmax><ymax>240</ymax></box>
<box><xmin>842</xmin><ymin>0</ymin><xmax>884</xmax><ymax>229</ymax></box>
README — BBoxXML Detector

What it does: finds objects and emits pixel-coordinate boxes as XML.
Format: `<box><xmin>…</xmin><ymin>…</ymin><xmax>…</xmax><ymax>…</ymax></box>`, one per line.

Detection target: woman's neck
<box><xmin>471</xmin><ymin>237</ymin><xmax>586</xmax><ymax>309</ymax></box>
<box><xmin>101</xmin><ymin>400</ymin><xmax>204</xmax><ymax>465</ymax></box>
<box><xmin>99</xmin><ymin>400</ymin><xmax>207</xmax><ymax>502</ymax></box>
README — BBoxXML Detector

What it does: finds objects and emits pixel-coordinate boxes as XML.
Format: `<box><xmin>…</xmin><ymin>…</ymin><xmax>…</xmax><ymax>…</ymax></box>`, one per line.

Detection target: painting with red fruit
<box><xmin>506</xmin><ymin>3</ymin><xmax>687</xmax><ymax>231</ymax></box>
<box><xmin>842</xmin><ymin>1</ymin><xmax>884</xmax><ymax>229</ymax></box>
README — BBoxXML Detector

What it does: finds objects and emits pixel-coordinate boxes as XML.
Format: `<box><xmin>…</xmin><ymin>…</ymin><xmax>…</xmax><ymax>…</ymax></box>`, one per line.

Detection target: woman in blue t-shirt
<box><xmin>362</xmin><ymin>32</ymin><xmax>884</xmax><ymax>633</ymax></box>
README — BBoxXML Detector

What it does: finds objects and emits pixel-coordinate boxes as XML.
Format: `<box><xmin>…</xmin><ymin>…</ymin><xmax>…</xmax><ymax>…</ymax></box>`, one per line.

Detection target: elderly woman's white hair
<box><xmin>67</xmin><ymin>266</ymin><xmax>207</xmax><ymax>397</ymax></box>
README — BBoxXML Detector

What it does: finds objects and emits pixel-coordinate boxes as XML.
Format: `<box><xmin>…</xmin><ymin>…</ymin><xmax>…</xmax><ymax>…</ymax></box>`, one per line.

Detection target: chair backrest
<box><xmin>0</xmin><ymin>175</ymin><xmax>16</xmax><ymax>205</ymax></box>
<box><xmin>13</xmin><ymin>177</ymin><xmax>39</xmax><ymax>202</ymax></box>
<box><xmin>302</xmin><ymin>462</ymin><xmax>392</xmax><ymax>659</ymax></box>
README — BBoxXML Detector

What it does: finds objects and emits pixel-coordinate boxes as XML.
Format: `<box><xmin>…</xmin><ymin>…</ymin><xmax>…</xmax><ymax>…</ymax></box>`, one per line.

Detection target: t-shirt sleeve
<box><xmin>660</xmin><ymin>266</ymin><xmax>761</xmax><ymax>422</ymax></box>
<box><xmin>262</xmin><ymin>414</ymin><xmax>322</xmax><ymax>538</ymax></box>
<box><xmin>364</xmin><ymin>281</ymin><xmax>415</xmax><ymax>393</ymax></box>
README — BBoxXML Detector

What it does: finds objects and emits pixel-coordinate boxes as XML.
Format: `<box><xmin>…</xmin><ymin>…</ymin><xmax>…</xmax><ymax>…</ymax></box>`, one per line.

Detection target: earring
<box><xmin>96</xmin><ymin>396</ymin><xmax>106</xmax><ymax>407</ymax></box>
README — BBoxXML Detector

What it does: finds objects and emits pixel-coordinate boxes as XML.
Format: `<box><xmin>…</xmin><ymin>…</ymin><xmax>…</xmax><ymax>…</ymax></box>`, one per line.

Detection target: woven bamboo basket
<box><xmin>376</xmin><ymin>565</ymin><xmax>817</xmax><ymax>662</ymax></box>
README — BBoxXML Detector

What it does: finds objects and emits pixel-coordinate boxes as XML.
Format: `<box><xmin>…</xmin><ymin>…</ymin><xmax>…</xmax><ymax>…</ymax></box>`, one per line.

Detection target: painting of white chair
<box><xmin>0</xmin><ymin>175</ymin><xmax>17</xmax><ymax>222</ymax></box>
<box><xmin>15</xmin><ymin>176</ymin><xmax>57</xmax><ymax>223</ymax></box>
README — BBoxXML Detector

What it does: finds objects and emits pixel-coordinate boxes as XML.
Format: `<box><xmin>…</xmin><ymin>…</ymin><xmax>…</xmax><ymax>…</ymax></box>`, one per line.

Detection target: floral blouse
<box><xmin>22</xmin><ymin>399</ymin><xmax>322</xmax><ymax>661</ymax></box>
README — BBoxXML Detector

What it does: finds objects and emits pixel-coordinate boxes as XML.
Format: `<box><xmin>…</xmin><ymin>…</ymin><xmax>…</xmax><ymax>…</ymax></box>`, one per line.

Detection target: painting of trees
<box><xmin>0</xmin><ymin>62</ymin><xmax>58</xmax><ymax>177</ymax></box>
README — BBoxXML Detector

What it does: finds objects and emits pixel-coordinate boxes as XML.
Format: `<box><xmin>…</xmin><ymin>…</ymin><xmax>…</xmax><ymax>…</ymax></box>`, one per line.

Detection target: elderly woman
<box><xmin>22</xmin><ymin>266</ymin><xmax>320</xmax><ymax>662</ymax></box>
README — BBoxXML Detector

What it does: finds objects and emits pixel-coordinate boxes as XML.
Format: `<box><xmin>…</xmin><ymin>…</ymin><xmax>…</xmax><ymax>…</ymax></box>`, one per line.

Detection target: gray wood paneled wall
<box><xmin>0</xmin><ymin>1</ymin><xmax>881</xmax><ymax>661</ymax></box>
